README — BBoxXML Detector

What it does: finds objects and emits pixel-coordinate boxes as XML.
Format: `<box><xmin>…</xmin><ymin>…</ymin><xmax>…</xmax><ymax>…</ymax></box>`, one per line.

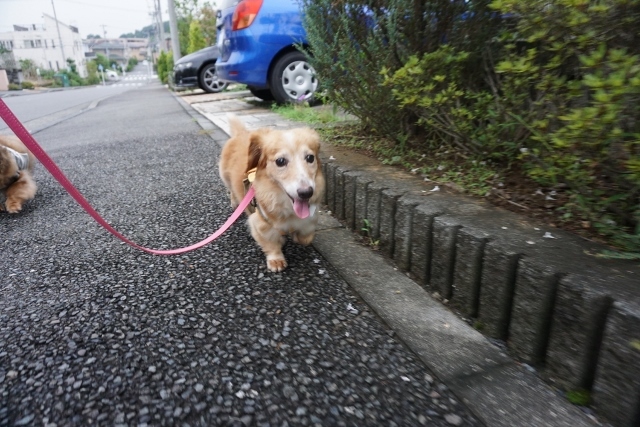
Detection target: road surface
<box><xmin>0</xmin><ymin>81</ymin><xmax>479</xmax><ymax>426</ymax></box>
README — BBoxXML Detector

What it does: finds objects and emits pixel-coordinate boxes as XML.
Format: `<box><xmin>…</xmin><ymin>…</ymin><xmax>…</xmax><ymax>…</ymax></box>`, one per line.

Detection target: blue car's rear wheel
<box><xmin>269</xmin><ymin>51</ymin><xmax>318</xmax><ymax>104</ymax></box>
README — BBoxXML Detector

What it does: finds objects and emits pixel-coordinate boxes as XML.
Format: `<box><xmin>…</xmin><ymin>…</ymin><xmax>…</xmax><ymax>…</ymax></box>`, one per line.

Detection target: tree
<box><xmin>199</xmin><ymin>2</ymin><xmax>217</xmax><ymax>46</ymax></box>
<box><xmin>119</xmin><ymin>24</ymin><xmax>156</xmax><ymax>39</ymax></box>
<box><xmin>93</xmin><ymin>53</ymin><xmax>110</xmax><ymax>72</ymax></box>
<box><xmin>187</xmin><ymin>20</ymin><xmax>206</xmax><ymax>53</ymax></box>
<box><xmin>86</xmin><ymin>34</ymin><xmax>102</xmax><ymax>39</ymax></box>
<box><xmin>175</xmin><ymin>0</ymin><xmax>201</xmax><ymax>55</ymax></box>
<box><xmin>19</xmin><ymin>59</ymin><xmax>36</xmax><ymax>78</ymax></box>
<box><xmin>157</xmin><ymin>50</ymin><xmax>174</xmax><ymax>84</ymax></box>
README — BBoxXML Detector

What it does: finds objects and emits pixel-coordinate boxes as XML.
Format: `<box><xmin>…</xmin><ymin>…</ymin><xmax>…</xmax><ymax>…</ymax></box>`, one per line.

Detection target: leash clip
<box><xmin>245</xmin><ymin>168</ymin><xmax>257</xmax><ymax>184</ymax></box>
<box><xmin>243</xmin><ymin>168</ymin><xmax>258</xmax><ymax>212</ymax></box>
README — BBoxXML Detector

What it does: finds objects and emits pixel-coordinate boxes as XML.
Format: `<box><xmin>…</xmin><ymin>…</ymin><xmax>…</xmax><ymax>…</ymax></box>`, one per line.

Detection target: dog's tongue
<box><xmin>293</xmin><ymin>198</ymin><xmax>310</xmax><ymax>219</ymax></box>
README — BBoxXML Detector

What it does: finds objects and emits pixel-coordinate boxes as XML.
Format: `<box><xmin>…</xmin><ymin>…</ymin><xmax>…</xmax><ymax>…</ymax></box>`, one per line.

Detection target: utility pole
<box><xmin>100</xmin><ymin>25</ymin><xmax>109</xmax><ymax>64</ymax></box>
<box><xmin>167</xmin><ymin>0</ymin><xmax>181</xmax><ymax>61</ymax></box>
<box><xmin>155</xmin><ymin>0</ymin><xmax>166</xmax><ymax>53</ymax></box>
<box><xmin>50</xmin><ymin>0</ymin><xmax>67</xmax><ymax>70</ymax></box>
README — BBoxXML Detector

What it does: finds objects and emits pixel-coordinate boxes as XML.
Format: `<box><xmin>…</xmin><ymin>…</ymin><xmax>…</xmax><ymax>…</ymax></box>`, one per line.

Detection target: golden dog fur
<box><xmin>219</xmin><ymin>116</ymin><xmax>325</xmax><ymax>272</ymax></box>
<box><xmin>0</xmin><ymin>135</ymin><xmax>36</xmax><ymax>213</ymax></box>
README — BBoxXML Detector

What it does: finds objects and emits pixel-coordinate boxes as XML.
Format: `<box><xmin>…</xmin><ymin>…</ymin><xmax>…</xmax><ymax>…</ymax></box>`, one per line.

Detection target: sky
<box><xmin>0</xmin><ymin>0</ymin><xmax>161</xmax><ymax>38</ymax></box>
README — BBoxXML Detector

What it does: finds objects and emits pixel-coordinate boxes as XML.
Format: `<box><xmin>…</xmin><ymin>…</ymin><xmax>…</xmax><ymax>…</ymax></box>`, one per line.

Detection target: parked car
<box><xmin>105</xmin><ymin>69</ymin><xmax>119</xmax><ymax>81</ymax></box>
<box><xmin>173</xmin><ymin>45</ymin><xmax>228</xmax><ymax>93</ymax></box>
<box><xmin>216</xmin><ymin>0</ymin><xmax>318</xmax><ymax>103</ymax></box>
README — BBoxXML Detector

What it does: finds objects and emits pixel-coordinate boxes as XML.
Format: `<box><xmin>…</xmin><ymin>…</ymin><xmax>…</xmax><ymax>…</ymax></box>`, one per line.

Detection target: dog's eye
<box><xmin>305</xmin><ymin>154</ymin><xmax>315</xmax><ymax>163</ymax></box>
<box><xmin>275</xmin><ymin>158</ymin><xmax>288</xmax><ymax>167</ymax></box>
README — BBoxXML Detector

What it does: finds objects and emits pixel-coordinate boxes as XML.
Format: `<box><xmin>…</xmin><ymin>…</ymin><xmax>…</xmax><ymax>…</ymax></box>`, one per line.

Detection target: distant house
<box><xmin>86</xmin><ymin>38</ymin><xmax>149</xmax><ymax>67</ymax></box>
<box><xmin>0</xmin><ymin>14</ymin><xmax>87</xmax><ymax>78</ymax></box>
<box><xmin>125</xmin><ymin>39</ymin><xmax>149</xmax><ymax>61</ymax></box>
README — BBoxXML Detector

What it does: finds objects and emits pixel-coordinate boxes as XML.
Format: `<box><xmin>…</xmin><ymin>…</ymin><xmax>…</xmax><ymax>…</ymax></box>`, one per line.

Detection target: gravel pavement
<box><xmin>0</xmin><ymin>83</ymin><xmax>480</xmax><ymax>426</ymax></box>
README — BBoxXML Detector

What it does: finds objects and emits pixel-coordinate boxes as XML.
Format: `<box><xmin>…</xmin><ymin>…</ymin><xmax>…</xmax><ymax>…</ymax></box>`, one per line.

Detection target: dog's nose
<box><xmin>297</xmin><ymin>187</ymin><xmax>314</xmax><ymax>200</ymax></box>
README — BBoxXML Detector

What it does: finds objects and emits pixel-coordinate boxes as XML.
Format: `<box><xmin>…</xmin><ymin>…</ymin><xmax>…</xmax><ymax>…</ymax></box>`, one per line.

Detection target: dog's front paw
<box><xmin>5</xmin><ymin>200</ymin><xmax>23</xmax><ymax>214</ymax></box>
<box><xmin>267</xmin><ymin>257</ymin><xmax>288</xmax><ymax>272</ymax></box>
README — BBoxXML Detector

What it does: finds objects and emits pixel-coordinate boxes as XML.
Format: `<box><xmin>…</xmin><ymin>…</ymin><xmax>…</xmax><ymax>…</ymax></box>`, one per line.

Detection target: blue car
<box><xmin>216</xmin><ymin>0</ymin><xmax>318</xmax><ymax>103</ymax></box>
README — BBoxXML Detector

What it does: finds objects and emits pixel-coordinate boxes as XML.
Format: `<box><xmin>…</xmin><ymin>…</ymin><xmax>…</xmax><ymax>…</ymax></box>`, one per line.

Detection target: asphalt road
<box><xmin>0</xmin><ymin>82</ymin><xmax>480</xmax><ymax>426</ymax></box>
<box><xmin>0</xmin><ymin>66</ymin><xmax>153</xmax><ymax>135</ymax></box>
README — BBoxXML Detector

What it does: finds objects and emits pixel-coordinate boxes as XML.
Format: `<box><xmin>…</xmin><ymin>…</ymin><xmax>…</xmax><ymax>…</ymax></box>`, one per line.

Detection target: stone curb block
<box><xmin>509</xmin><ymin>259</ymin><xmax>563</xmax><ymax>366</ymax></box>
<box><xmin>591</xmin><ymin>302</ymin><xmax>640</xmax><ymax>427</ymax></box>
<box><xmin>478</xmin><ymin>242</ymin><xmax>520</xmax><ymax>340</ymax></box>
<box><xmin>450</xmin><ymin>227</ymin><xmax>488</xmax><ymax>318</ymax></box>
<box><xmin>354</xmin><ymin>174</ymin><xmax>374</xmax><ymax>237</ymax></box>
<box><xmin>343</xmin><ymin>171</ymin><xmax>364</xmax><ymax>230</ymax></box>
<box><xmin>365</xmin><ymin>181</ymin><xmax>386</xmax><ymax>243</ymax></box>
<box><xmin>393</xmin><ymin>195</ymin><xmax>424</xmax><ymax>272</ymax></box>
<box><xmin>334</xmin><ymin>166</ymin><xmax>350</xmax><ymax>221</ymax></box>
<box><xmin>545</xmin><ymin>275</ymin><xmax>612</xmax><ymax>392</ymax></box>
<box><xmin>325</xmin><ymin>162</ymin><xmax>339</xmax><ymax>214</ymax></box>
<box><xmin>379</xmin><ymin>187</ymin><xmax>405</xmax><ymax>257</ymax></box>
<box><xmin>431</xmin><ymin>216</ymin><xmax>462</xmax><ymax>299</ymax></box>
<box><xmin>410</xmin><ymin>204</ymin><xmax>442</xmax><ymax>288</ymax></box>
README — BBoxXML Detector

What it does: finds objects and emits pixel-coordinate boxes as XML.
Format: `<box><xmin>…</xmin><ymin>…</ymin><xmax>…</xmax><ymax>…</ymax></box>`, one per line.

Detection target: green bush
<box><xmin>93</xmin><ymin>54</ymin><xmax>111</xmax><ymax>72</ymax></box>
<box><xmin>85</xmin><ymin>61</ymin><xmax>100</xmax><ymax>85</ymax></box>
<box><xmin>490</xmin><ymin>0</ymin><xmax>640</xmax><ymax>251</ymax></box>
<box><xmin>126</xmin><ymin>57</ymin><xmax>139</xmax><ymax>72</ymax></box>
<box><xmin>86</xmin><ymin>74</ymin><xmax>101</xmax><ymax>85</ymax></box>
<box><xmin>382</xmin><ymin>46</ymin><xmax>516</xmax><ymax>159</ymax></box>
<box><xmin>157</xmin><ymin>51</ymin><xmax>174</xmax><ymax>84</ymax></box>
<box><xmin>39</xmin><ymin>69</ymin><xmax>55</xmax><ymax>79</ymax></box>
<box><xmin>61</xmin><ymin>70</ymin><xmax>85</xmax><ymax>86</ymax></box>
<box><xmin>302</xmin><ymin>0</ymin><xmax>502</xmax><ymax>139</ymax></box>
<box><xmin>8</xmin><ymin>83</ymin><xmax>21</xmax><ymax>91</ymax></box>
<box><xmin>20</xmin><ymin>81</ymin><xmax>34</xmax><ymax>89</ymax></box>
<box><xmin>308</xmin><ymin>0</ymin><xmax>639</xmax><ymax>251</ymax></box>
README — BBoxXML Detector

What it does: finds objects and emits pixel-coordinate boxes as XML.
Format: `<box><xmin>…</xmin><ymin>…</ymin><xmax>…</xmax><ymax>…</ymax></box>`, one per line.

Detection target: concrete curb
<box><xmin>313</xmin><ymin>219</ymin><xmax>594</xmax><ymax>427</ymax></box>
<box><xmin>319</xmin><ymin>153</ymin><xmax>640</xmax><ymax>427</ymax></box>
<box><xmin>178</xmin><ymin>93</ymin><xmax>640</xmax><ymax>427</ymax></box>
<box><xmin>323</xmin><ymin>153</ymin><xmax>640</xmax><ymax>426</ymax></box>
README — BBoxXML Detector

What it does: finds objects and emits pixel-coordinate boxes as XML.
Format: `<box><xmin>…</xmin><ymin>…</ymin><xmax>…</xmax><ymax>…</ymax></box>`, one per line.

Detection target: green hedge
<box><xmin>303</xmin><ymin>0</ymin><xmax>640</xmax><ymax>251</ymax></box>
<box><xmin>157</xmin><ymin>51</ymin><xmax>174</xmax><ymax>85</ymax></box>
<box><xmin>302</xmin><ymin>0</ymin><xmax>501</xmax><ymax>137</ymax></box>
<box><xmin>492</xmin><ymin>0</ymin><xmax>640</xmax><ymax>250</ymax></box>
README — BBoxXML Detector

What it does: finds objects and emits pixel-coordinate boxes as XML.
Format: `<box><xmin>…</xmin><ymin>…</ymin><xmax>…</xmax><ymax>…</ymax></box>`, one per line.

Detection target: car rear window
<box><xmin>218</xmin><ymin>0</ymin><xmax>239</xmax><ymax>10</ymax></box>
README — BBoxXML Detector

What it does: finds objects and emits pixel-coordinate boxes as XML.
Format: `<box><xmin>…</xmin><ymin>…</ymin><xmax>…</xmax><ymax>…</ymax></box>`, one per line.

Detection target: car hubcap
<box><xmin>281</xmin><ymin>61</ymin><xmax>317</xmax><ymax>101</ymax></box>
<box><xmin>204</xmin><ymin>69</ymin><xmax>224</xmax><ymax>91</ymax></box>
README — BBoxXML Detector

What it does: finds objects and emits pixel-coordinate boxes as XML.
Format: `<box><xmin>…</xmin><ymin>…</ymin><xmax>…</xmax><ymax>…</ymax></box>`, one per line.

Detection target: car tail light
<box><xmin>232</xmin><ymin>0</ymin><xmax>263</xmax><ymax>31</ymax></box>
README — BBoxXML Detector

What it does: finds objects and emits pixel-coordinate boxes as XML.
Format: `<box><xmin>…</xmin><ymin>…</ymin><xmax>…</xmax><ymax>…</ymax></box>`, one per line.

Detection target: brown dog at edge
<box><xmin>0</xmin><ymin>135</ymin><xmax>37</xmax><ymax>213</ymax></box>
<box><xmin>219</xmin><ymin>116</ymin><xmax>325</xmax><ymax>272</ymax></box>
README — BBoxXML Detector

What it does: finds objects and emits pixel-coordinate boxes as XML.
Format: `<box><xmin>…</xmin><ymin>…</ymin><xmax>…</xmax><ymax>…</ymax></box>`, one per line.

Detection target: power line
<box><xmin>57</xmin><ymin>0</ymin><xmax>148</xmax><ymax>13</ymax></box>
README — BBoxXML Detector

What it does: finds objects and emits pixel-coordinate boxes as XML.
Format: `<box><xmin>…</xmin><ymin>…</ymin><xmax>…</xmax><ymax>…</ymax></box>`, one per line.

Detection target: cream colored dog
<box><xmin>219</xmin><ymin>116</ymin><xmax>325</xmax><ymax>272</ymax></box>
<box><xmin>0</xmin><ymin>135</ymin><xmax>37</xmax><ymax>213</ymax></box>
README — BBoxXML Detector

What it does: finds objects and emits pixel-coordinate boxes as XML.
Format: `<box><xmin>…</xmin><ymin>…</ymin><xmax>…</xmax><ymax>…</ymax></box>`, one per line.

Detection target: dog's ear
<box><xmin>247</xmin><ymin>133</ymin><xmax>263</xmax><ymax>172</ymax></box>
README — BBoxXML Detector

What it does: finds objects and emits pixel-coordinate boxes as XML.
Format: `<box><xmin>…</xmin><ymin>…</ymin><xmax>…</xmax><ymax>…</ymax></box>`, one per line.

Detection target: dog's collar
<box><xmin>5</xmin><ymin>147</ymin><xmax>29</xmax><ymax>171</ymax></box>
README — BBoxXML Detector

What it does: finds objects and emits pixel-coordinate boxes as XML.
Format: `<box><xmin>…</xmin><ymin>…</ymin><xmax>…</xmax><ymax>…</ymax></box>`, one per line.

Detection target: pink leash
<box><xmin>0</xmin><ymin>99</ymin><xmax>253</xmax><ymax>255</ymax></box>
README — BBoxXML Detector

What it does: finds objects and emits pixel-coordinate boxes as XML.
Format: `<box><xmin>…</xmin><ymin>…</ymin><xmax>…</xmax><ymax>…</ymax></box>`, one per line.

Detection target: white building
<box><xmin>0</xmin><ymin>14</ymin><xmax>87</xmax><ymax>78</ymax></box>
